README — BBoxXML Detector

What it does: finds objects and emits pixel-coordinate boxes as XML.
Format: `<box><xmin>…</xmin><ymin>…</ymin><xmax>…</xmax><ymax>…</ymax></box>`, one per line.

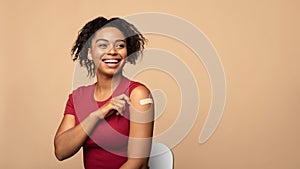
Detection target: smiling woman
<box><xmin>54</xmin><ymin>17</ymin><xmax>154</xmax><ymax>169</ymax></box>
<box><xmin>71</xmin><ymin>17</ymin><xmax>146</xmax><ymax>78</ymax></box>
<box><xmin>89</xmin><ymin>27</ymin><xmax>128</xmax><ymax>78</ymax></box>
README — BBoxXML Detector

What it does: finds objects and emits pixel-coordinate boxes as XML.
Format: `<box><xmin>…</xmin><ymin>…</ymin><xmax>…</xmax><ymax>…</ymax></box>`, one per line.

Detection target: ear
<box><xmin>87</xmin><ymin>48</ymin><xmax>92</xmax><ymax>60</ymax></box>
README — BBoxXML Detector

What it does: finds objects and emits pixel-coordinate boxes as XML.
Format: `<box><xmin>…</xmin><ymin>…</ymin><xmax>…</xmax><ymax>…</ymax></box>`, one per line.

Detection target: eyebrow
<box><xmin>95</xmin><ymin>39</ymin><xmax>126</xmax><ymax>43</ymax></box>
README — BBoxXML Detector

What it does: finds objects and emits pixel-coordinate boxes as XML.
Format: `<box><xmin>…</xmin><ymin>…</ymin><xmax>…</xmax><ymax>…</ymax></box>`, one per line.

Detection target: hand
<box><xmin>96</xmin><ymin>94</ymin><xmax>131</xmax><ymax>119</ymax></box>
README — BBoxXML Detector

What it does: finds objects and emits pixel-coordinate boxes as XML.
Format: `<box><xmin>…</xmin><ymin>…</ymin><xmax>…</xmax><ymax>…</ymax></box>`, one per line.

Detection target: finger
<box><xmin>114</xmin><ymin>105</ymin><xmax>124</xmax><ymax>116</ymax></box>
<box><xmin>111</xmin><ymin>98</ymin><xmax>126</xmax><ymax>107</ymax></box>
<box><xmin>110</xmin><ymin>98</ymin><xmax>126</xmax><ymax>116</ymax></box>
<box><xmin>113</xmin><ymin>99</ymin><xmax>126</xmax><ymax>106</ymax></box>
<box><xmin>117</xmin><ymin>105</ymin><xmax>125</xmax><ymax>115</ymax></box>
<box><xmin>109</xmin><ymin>100</ymin><xmax>122</xmax><ymax>114</ymax></box>
<box><xmin>116</xmin><ymin>100</ymin><xmax>127</xmax><ymax>112</ymax></box>
<box><xmin>116</xmin><ymin>94</ymin><xmax>131</xmax><ymax>105</ymax></box>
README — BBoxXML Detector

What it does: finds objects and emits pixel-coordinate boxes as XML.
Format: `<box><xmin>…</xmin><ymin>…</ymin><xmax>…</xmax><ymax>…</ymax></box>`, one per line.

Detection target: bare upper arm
<box><xmin>129</xmin><ymin>85</ymin><xmax>154</xmax><ymax>136</ymax></box>
<box><xmin>127</xmin><ymin>85</ymin><xmax>154</xmax><ymax>160</ymax></box>
<box><xmin>55</xmin><ymin>114</ymin><xmax>76</xmax><ymax>138</ymax></box>
<box><xmin>130</xmin><ymin>85</ymin><xmax>153</xmax><ymax>112</ymax></box>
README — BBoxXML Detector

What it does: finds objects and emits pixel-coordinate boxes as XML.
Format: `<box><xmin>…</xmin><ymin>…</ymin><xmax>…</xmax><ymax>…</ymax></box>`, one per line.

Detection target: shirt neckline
<box><xmin>92</xmin><ymin>76</ymin><xmax>126</xmax><ymax>103</ymax></box>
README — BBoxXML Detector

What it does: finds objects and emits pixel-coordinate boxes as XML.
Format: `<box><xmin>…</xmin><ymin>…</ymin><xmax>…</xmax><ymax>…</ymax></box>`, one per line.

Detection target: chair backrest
<box><xmin>148</xmin><ymin>142</ymin><xmax>173</xmax><ymax>169</ymax></box>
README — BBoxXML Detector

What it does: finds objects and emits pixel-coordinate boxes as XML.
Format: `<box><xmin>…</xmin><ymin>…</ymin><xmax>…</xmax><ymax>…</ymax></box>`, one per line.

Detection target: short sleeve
<box><xmin>64</xmin><ymin>94</ymin><xmax>75</xmax><ymax>115</ymax></box>
<box><xmin>129</xmin><ymin>81</ymin><xmax>146</xmax><ymax>95</ymax></box>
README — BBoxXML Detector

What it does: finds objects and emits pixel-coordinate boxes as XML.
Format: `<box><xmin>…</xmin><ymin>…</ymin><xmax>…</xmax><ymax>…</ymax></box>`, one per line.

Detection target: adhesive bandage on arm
<box><xmin>130</xmin><ymin>97</ymin><xmax>154</xmax><ymax>123</ymax></box>
<box><xmin>139</xmin><ymin>98</ymin><xmax>153</xmax><ymax>105</ymax></box>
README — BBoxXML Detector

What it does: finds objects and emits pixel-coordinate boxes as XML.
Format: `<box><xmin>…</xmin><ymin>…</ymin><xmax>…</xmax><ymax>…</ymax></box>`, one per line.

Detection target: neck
<box><xmin>95</xmin><ymin>72</ymin><xmax>123</xmax><ymax>98</ymax></box>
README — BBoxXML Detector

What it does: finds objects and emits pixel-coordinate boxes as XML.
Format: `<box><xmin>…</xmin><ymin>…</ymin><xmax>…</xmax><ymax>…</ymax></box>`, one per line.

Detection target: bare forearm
<box><xmin>119</xmin><ymin>158</ymin><xmax>149</xmax><ymax>169</ymax></box>
<box><xmin>54</xmin><ymin>112</ymin><xmax>99</xmax><ymax>160</ymax></box>
<box><xmin>120</xmin><ymin>138</ymin><xmax>151</xmax><ymax>169</ymax></box>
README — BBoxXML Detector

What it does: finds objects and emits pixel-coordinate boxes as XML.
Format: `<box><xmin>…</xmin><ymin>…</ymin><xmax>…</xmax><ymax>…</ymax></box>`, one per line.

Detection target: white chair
<box><xmin>148</xmin><ymin>142</ymin><xmax>173</xmax><ymax>169</ymax></box>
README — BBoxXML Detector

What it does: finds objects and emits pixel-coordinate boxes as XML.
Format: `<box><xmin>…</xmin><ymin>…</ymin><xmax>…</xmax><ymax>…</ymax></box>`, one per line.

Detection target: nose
<box><xmin>107</xmin><ymin>46</ymin><xmax>117</xmax><ymax>55</ymax></box>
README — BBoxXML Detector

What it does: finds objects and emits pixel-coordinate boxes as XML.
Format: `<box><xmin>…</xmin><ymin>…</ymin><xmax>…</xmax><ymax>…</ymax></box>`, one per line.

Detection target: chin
<box><xmin>98</xmin><ymin>68</ymin><xmax>123</xmax><ymax>78</ymax></box>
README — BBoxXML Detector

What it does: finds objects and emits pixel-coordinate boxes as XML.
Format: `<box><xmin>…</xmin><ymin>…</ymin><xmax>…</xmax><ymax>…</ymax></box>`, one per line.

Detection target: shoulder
<box><xmin>130</xmin><ymin>84</ymin><xmax>152</xmax><ymax>112</ymax></box>
<box><xmin>72</xmin><ymin>83</ymin><xmax>95</xmax><ymax>96</ymax></box>
<box><xmin>130</xmin><ymin>85</ymin><xmax>151</xmax><ymax>99</ymax></box>
<box><xmin>127</xmin><ymin>78</ymin><xmax>151</xmax><ymax>99</ymax></box>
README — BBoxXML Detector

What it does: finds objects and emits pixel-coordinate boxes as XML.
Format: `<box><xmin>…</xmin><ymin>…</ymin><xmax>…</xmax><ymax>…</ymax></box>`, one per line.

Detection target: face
<box><xmin>89</xmin><ymin>27</ymin><xmax>127</xmax><ymax>77</ymax></box>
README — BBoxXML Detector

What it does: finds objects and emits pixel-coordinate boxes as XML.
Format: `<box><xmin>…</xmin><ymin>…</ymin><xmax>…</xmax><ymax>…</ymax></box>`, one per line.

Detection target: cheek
<box><xmin>91</xmin><ymin>53</ymin><xmax>105</xmax><ymax>67</ymax></box>
<box><xmin>93</xmin><ymin>50</ymin><xmax>106</xmax><ymax>59</ymax></box>
<box><xmin>120</xmin><ymin>49</ymin><xmax>127</xmax><ymax>58</ymax></box>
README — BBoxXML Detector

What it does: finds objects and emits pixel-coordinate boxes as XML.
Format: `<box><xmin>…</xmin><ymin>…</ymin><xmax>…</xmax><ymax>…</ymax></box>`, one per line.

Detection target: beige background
<box><xmin>1</xmin><ymin>0</ymin><xmax>300</xmax><ymax>168</ymax></box>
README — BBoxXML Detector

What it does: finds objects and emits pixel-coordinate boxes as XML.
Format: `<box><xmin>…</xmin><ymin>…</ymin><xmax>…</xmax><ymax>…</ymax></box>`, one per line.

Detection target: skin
<box><xmin>54</xmin><ymin>27</ymin><xmax>154</xmax><ymax>169</ymax></box>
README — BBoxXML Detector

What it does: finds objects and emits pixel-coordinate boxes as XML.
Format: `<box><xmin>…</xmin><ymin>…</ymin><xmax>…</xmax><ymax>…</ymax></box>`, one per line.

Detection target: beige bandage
<box><xmin>139</xmin><ymin>98</ymin><xmax>153</xmax><ymax>105</ymax></box>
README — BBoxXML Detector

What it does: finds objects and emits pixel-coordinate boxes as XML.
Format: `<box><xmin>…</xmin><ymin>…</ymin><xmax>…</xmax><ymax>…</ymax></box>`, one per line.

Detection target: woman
<box><xmin>54</xmin><ymin>17</ymin><xmax>154</xmax><ymax>169</ymax></box>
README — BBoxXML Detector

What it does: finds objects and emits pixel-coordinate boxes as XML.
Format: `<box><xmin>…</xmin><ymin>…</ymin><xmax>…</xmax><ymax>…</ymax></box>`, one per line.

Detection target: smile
<box><xmin>102</xmin><ymin>59</ymin><xmax>122</xmax><ymax>64</ymax></box>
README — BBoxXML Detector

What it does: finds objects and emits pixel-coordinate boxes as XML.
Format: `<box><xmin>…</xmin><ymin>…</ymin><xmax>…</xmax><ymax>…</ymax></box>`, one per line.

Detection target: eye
<box><xmin>98</xmin><ymin>43</ymin><xmax>108</xmax><ymax>48</ymax></box>
<box><xmin>115</xmin><ymin>43</ymin><xmax>126</xmax><ymax>49</ymax></box>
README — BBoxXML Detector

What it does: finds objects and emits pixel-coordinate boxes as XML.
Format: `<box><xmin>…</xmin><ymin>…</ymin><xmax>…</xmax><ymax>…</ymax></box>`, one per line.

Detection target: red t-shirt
<box><xmin>64</xmin><ymin>77</ymin><xmax>145</xmax><ymax>169</ymax></box>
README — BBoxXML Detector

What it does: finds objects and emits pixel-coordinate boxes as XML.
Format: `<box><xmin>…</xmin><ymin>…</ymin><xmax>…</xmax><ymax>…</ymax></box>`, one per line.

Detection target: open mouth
<box><xmin>102</xmin><ymin>59</ymin><xmax>122</xmax><ymax>64</ymax></box>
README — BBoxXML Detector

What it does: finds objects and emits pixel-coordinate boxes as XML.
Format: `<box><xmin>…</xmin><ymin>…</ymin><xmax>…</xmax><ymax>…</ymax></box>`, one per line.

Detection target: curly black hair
<box><xmin>71</xmin><ymin>17</ymin><xmax>146</xmax><ymax>77</ymax></box>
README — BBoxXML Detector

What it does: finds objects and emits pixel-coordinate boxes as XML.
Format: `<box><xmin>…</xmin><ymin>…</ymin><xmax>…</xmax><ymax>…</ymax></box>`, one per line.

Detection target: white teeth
<box><xmin>103</xmin><ymin>59</ymin><xmax>119</xmax><ymax>63</ymax></box>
